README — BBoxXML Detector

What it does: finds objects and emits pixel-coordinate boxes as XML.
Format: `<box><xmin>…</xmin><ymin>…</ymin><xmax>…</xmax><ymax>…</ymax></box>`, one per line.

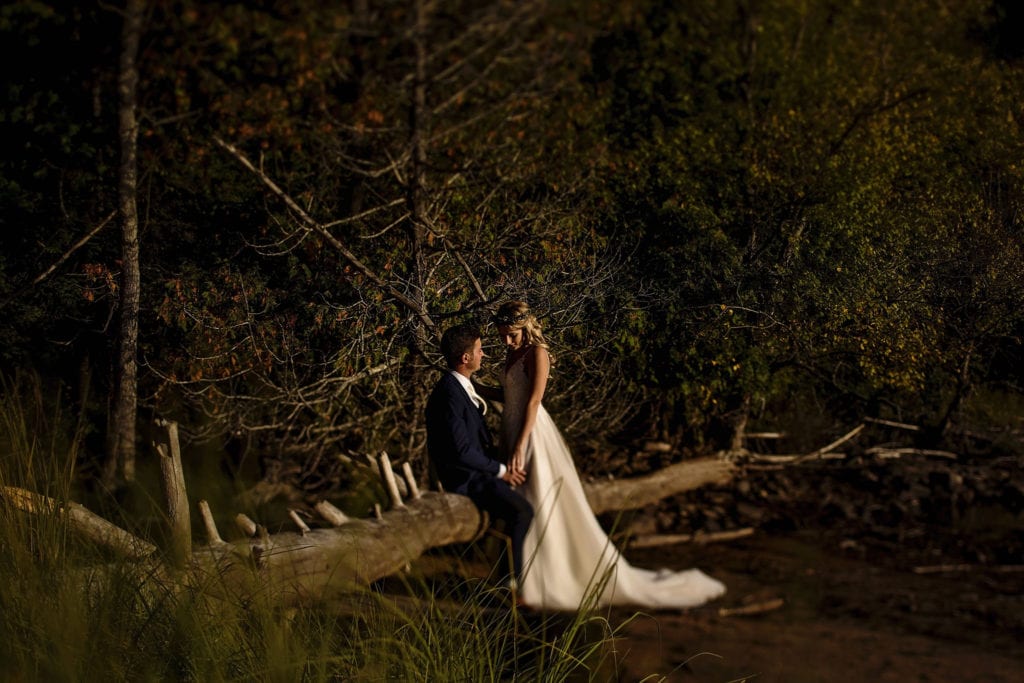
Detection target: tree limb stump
<box><xmin>154</xmin><ymin>419</ymin><xmax>192</xmax><ymax>567</ymax></box>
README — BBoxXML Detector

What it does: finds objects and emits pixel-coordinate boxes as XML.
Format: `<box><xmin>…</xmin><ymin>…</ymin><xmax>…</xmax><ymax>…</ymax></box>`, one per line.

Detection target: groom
<box><xmin>425</xmin><ymin>323</ymin><xmax>533</xmax><ymax>588</ymax></box>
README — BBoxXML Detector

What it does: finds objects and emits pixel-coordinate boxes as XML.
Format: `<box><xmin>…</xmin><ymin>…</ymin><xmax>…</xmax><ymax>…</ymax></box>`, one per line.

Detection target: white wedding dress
<box><xmin>501</xmin><ymin>351</ymin><xmax>726</xmax><ymax>611</ymax></box>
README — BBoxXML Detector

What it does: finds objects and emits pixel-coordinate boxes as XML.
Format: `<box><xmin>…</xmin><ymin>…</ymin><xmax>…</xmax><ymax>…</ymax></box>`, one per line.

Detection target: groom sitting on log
<box><xmin>425</xmin><ymin>323</ymin><xmax>533</xmax><ymax>589</ymax></box>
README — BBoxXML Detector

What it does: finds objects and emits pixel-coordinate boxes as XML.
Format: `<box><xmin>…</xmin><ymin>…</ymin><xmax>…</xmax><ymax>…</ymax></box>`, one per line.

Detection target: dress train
<box><xmin>501</xmin><ymin>353</ymin><xmax>726</xmax><ymax>611</ymax></box>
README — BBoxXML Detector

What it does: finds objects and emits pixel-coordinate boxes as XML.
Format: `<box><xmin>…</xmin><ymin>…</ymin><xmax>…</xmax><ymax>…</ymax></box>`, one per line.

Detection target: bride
<box><xmin>486</xmin><ymin>300</ymin><xmax>726</xmax><ymax>611</ymax></box>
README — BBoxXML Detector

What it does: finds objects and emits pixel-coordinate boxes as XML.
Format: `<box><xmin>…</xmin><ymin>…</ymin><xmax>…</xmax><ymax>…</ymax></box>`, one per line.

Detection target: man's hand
<box><xmin>501</xmin><ymin>466</ymin><xmax>526</xmax><ymax>486</ymax></box>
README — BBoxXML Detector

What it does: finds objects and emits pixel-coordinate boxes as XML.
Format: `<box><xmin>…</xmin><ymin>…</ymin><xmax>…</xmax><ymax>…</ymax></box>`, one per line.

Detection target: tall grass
<box><xmin>0</xmin><ymin>375</ymin><xmax>637</xmax><ymax>681</ymax></box>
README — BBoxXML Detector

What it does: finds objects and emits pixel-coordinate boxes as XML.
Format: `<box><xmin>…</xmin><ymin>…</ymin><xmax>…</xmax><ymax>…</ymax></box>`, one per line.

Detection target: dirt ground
<box><xmin>603</xmin><ymin>532</ymin><xmax>1024</xmax><ymax>682</ymax></box>
<box><xmin>400</xmin><ymin>449</ymin><xmax>1023</xmax><ymax>681</ymax></box>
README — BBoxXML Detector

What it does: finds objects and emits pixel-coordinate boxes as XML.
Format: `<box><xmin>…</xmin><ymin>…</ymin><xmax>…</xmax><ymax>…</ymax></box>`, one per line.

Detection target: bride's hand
<box><xmin>509</xmin><ymin>447</ymin><xmax>526</xmax><ymax>476</ymax></box>
<box><xmin>502</xmin><ymin>467</ymin><xmax>526</xmax><ymax>486</ymax></box>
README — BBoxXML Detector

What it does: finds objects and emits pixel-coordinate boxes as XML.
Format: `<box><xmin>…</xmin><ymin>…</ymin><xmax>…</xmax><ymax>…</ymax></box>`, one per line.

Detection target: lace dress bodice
<box><xmin>499</xmin><ymin>351</ymin><xmax>535</xmax><ymax>465</ymax></box>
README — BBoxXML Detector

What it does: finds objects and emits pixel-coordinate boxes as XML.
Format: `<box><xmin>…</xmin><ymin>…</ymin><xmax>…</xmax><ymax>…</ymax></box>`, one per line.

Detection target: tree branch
<box><xmin>213</xmin><ymin>136</ymin><xmax>436</xmax><ymax>334</ymax></box>
<box><xmin>1</xmin><ymin>485</ymin><xmax>156</xmax><ymax>559</ymax></box>
<box><xmin>32</xmin><ymin>210</ymin><xmax>117</xmax><ymax>286</ymax></box>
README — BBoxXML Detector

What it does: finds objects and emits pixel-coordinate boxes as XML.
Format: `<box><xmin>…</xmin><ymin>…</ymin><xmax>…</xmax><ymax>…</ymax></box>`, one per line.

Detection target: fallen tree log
<box><xmin>584</xmin><ymin>455</ymin><xmax>736</xmax><ymax>515</ymax></box>
<box><xmin>191</xmin><ymin>491</ymin><xmax>487</xmax><ymax>604</ymax></box>
<box><xmin>4</xmin><ymin>443</ymin><xmax>738</xmax><ymax>607</ymax></box>
<box><xmin>190</xmin><ymin>454</ymin><xmax>737</xmax><ymax>604</ymax></box>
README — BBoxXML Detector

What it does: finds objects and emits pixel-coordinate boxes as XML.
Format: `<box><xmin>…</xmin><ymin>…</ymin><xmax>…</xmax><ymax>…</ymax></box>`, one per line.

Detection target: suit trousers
<box><xmin>465</xmin><ymin>476</ymin><xmax>534</xmax><ymax>583</ymax></box>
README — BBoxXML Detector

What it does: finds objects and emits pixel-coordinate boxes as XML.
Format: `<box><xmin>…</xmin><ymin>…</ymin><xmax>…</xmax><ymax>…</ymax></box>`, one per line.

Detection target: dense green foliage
<box><xmin>588</xmin><ymin>0</ymin><xmax>1024</xmax><ymax>448</ymax></box>
<box><xmin>1</xmin><ymin>0</ymin><xmax>1021</xmax><ymax>482</ymax></box>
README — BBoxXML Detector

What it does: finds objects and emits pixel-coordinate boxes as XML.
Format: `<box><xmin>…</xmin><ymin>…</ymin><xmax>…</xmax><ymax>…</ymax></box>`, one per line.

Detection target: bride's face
<box><xmin>498</xmin><ymin>325</ymin><xmax>524</xmax><ymax>351</ymax></box>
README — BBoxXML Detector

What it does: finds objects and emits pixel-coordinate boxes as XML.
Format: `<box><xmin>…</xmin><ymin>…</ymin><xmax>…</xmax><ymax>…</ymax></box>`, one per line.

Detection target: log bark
<box><xmin>191</xmin><ymin>492</ymin><xmax>487</xmax><ymax>604</ymax></box>
<box><xmin>103</xmin><ymin>0</ymin><xmax>145</xmax><ymax>486</ymax></box>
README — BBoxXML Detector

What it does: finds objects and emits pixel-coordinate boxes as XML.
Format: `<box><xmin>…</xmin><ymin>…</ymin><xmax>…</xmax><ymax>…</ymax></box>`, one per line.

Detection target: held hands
<box><xmin>509</xmin><ymin>446</ymin><xmax>526</xmax><ymax>475</ymax></box>
<box><xmin>501</xmin><ymin>465</ymin><xmax>526</xmax><ymax>486</ymax></box>
<box><xmin>500</xmin><ymin>445</ymin><xmax>527</xmax><ymax>486</ymax></box>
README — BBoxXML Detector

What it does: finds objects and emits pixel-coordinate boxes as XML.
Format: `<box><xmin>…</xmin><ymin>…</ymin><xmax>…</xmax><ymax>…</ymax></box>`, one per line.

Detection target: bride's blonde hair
<box><xmin>492</xmin><ymin>300</ymin><xmax>550</xmax><ymax>353</ymax></box>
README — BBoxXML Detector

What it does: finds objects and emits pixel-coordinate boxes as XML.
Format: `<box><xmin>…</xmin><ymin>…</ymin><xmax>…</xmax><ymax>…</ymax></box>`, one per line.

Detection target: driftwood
<box><xmin>863</xmin><ymin>417</ymin><xmax>921</xmax><ymax>432</ymax></box>
<box><xmin>803</xmin><ymin>424</ymin><xmax>865</xmax><ymax>460</ymax></box>
<box><xmin>197</xmin><ymin>500</ymin><xmax>226</xmax><ymax>545</ymax></box>
<box><xmin>154</xmin><ymin>419</ymin><xmax>192</xmax><ymax>567</ymax></box>
<box><xmin>2</xmin><ymin>420</ymin><xmax>736</xmax><ymax>606</ymax></box>
<box><xmin>912</xmin><ymin>563</ymin><xmax>1024</xmax><ymax>575</ymax></box>
<box><xmin>718</xmin><ymin>598</ymin><xmax>785</xmax><ymax>617</ymax></box>
<box><xmin>314</xmin><ymin>500</ymin><xmax>350</xmax><ymax>526</ymax></box>
<box><xmin>865</xmin><ymin>447</ymin><xmax>958</xmax><ymax>460</ymax></box>
<box><xmin>746</xmin><ymin>452</ymin><xmax>847</xmax><ymax>464</ymax></box>
<box><xmin>235</xmin><ymin>513</ymin><xmax>258</xmax><ymax>537</ymax></box>
<box><xmin>584</xmin><ymin>455</ymin><xmax>736</xmax><ymax>515</ymax></box>
<box><xmin>629</xmin><ymin>527</ymin><xmax>755</xmax><ymax>549</ymax></box>
<box><xmin>0</xmin><ymin>485</ymin><xmax>156</xmax><ymax>559</ymax></box>
<box><xmin>20</xmin><ymin>412</ymin><xmax>987</xmax><ymax>608</ymax></box>
<box><xmin>745</xmin><ymin>424</ymin><xmax>864</xmax><ymax>464</ymax></box>
<box><xmin>740</xmin><ymin>418</ymin><xmax>968</xmax><ymax>466</ymax></box>
<box><xmin>19</xmin><ymin>412</ymin><xmax>1011</xmax><ymax>612</ymax></box>
<box><xmin>191</xmin><ymin>491</ymin><xmax>488</xmax><ymax>604</ymax></box>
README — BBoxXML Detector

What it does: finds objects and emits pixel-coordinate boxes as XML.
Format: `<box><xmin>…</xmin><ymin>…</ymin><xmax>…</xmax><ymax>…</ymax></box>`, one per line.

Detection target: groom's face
<box><xmin>463</xmin><ymin>337</ymin><xmax>484</xmax><ymax>374</ymax></box>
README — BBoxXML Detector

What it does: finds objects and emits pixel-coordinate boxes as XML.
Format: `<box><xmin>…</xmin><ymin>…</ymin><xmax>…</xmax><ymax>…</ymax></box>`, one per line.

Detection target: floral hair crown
<box><xmin>491</xmin><ymin>310</ymin><xmax>529</xmax><ymax>326</ymax></box>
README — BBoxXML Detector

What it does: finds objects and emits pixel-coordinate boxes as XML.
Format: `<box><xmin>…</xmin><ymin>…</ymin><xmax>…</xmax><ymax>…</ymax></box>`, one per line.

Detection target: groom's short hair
<box><xmin>440</xmin><ymin>323</ymin><xmax>482</xmax><ymax>368</ymax></box>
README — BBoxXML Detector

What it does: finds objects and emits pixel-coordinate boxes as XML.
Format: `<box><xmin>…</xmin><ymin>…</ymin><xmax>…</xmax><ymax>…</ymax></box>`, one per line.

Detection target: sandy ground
<box><xmin>601</xmin><ymin>534</ymin><xmax>1024</xmax><ymax>682</ymax></box>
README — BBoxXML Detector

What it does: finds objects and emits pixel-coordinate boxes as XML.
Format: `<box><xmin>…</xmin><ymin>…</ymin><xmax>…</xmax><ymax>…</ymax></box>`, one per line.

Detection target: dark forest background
<box><xmin>2</xmin><ymin>0</ymin><xmax>1022</xmax><ymax>495</ymax></box>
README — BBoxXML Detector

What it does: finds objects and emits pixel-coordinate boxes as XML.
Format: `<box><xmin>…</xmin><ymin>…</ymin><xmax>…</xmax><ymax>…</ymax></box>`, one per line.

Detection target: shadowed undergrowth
<box><xmin>0</xmin><ymin>376</ymin><xmax>650</xmax><ymax>681</ymax></box>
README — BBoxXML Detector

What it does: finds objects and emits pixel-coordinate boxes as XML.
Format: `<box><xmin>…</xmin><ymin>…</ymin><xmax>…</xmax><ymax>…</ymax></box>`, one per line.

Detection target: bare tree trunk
<box><xmin>937</xmin><ymin>343</ymin><xmax>975</xmax><ymax>442</ymax></box>
<box><xmin>403</xmin><ymin>0</ymin><xmax>433</xmax><ymax>462</ymax></box>
<box><xmin>729</xmin><ymin>394</ymin><xmax>751</xmax><ymax>452</ymax></box>
<box><xmin>104</xmin><ymin>0</ymin><xmax>144</xmax><ymax>486</ymax></box>
<box><xmin>409</xmin><ymin>0</ymin><xmax>429</xmax><ymax>309</ymax></box>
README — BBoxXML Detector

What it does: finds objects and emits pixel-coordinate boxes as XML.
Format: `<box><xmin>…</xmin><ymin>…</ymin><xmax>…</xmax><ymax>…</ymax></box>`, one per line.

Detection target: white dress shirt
<box><xmin>451</xmin><ymin>370</ymin><xmax>487</xmax><ymax>414</ymax></box>
<box><xmin>449</xmin><ymin>371</ymin><xmax>505</xmax><ymax>478</ymax></box>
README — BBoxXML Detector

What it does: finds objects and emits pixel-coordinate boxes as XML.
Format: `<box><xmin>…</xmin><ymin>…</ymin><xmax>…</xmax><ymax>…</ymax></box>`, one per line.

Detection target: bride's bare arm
<box><xmin>509</xmin><ymin>345</ymin><xmax>550</xmax><ymax>473</ymax></box>
<box><xmin>472</xmin><ymin>380</ymin><xmax>503</xmax><ymax>403</ymax></box>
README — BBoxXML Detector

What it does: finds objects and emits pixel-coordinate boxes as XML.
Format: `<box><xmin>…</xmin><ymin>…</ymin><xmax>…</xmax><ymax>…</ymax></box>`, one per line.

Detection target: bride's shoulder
<box><xmin>524</xmin><ymin>344</ymin><xmax>551</xmax><ymax>368</ymax></box>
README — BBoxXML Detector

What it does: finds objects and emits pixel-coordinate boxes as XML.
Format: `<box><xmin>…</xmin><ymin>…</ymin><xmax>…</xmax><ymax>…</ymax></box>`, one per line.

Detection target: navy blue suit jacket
<box><xmin>425</xmin><ymin>371</ymin><xmax>502</xmax><ymax>495</ymax></box>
